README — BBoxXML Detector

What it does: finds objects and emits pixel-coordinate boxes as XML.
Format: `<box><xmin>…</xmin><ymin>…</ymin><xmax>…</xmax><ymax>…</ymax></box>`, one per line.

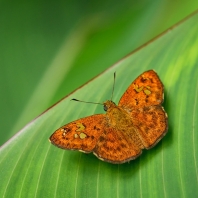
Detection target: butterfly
<box><xmin>49</xmin><ymin>70</ymin><xmax>168</xmax><ymax>164</ymax></box>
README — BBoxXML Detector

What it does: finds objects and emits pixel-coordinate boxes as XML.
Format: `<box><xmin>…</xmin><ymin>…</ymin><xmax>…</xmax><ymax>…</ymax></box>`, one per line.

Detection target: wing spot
<box><xmin>144</xmin><ymin>89</ymin><xmax>151</xmax><ymax>95</ymax></box>
<box><xmin>99</xmin><ymin>136</ymin><xmax>105</xmax><ymax>143</ymax></box>
<box><xmin>61</xmin><ymin>128</ymin><xmax>69</xmax><ymax>137</ymax></box>
<box><xmin>120</xmin><ymin>143</ymin><xmax>127</xmax><ymax>148</ymax></box>
<box><xmin>76</xmin><ymin>123</ymin><xmax>85</xmax><ymax>132</ymax></box>
<box><xmin>141</xmin><ymin>75</ymin><xmax>149</xmax><ymax>82</ymax></box>
<box><xmin>117</xmin><ymin>147</ymin><xmax>121</xmax><ymax>152</ymax></box>
<box><xmin>135</xmin><ymin>99</ymin><xmax>139</xmax><ymax>105</ymax></box>
<box><xmin>94</xmin><ymin>125</ymin><xmax>101</xmax><ymax>131</ymax></box>
<box><xmin>133</xmin><ymin>84</ymin><xmax>151</xmax><ymax>95</ymax></box>
<box><xmin>133</xmin><ymin>85</ymin><xmax>143</xmax><ymax>92</ymax></box>
<box><xmin>79</xmin><ymin>132</ymin><xmax>87</xmax><ymax>139</ymax></box>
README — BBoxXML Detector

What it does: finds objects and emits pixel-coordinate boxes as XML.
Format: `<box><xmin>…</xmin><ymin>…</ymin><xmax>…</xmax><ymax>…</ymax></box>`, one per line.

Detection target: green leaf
<box><xmin>1</xmin><ymin>10</ymin><xmax>198</xmax><ymax>198</ymax></box>
<box><xmin>1</xmin><ymin>1</ymin><xmax>198</xmax><ymax>145</ymax></box>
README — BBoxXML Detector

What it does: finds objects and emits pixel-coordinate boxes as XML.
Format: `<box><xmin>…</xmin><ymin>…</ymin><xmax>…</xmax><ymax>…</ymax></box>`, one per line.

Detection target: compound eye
<box><xmin>103</xmin><ymin>105</ymin><xmax>108</xmax><ymax>111</ymax></box>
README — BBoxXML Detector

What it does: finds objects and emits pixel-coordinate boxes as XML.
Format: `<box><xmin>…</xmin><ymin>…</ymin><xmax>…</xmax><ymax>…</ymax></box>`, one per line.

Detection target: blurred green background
<box><xmin>1</xmin><ymin>0</ymin><xmax>198</xmax><ymax>145</ymax></box>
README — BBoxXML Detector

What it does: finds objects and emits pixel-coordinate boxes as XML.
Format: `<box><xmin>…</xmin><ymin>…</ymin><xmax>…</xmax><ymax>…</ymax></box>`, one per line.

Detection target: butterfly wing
<box><xmin>118</xmin><ymin>70</ymin><xmax>168</xmax><ymax>149</ymax></box>
<box><xmin>130</xmin><ymin>105</ymin><xmax>168</xmax><ymax>149</ymax></box>
<box><xmin>50</xmin><ymin>113</ymin><xmax>142</xmax><ymax>163</ymax></box>
<box><xmin>119</xmin><ymin>70</ymin><xmax>164</xmax><ymax>109</ymax></box>
<box><xmin>93</xmin><ymin>126</ymin><xmax>142</xmax><ymax>164</ymax></box>
<box><xmin>49</xmin><ymin>114</ymin><xmax>105</xmax><ymax>153</ymax></box>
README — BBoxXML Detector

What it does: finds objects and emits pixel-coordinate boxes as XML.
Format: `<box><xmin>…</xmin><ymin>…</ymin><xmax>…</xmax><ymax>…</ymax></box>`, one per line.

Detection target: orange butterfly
<box><xmin>49</xmin><ymin>70</ymin><xmax>168</xmax><ymax>164</ymax></box>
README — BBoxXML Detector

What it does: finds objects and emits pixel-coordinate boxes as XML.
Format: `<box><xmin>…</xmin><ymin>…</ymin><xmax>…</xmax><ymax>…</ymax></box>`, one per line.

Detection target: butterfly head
<box><xmin>103</xmin><ymin>100</ymin><xmax>116</xmax><ymax>111</ymax></box>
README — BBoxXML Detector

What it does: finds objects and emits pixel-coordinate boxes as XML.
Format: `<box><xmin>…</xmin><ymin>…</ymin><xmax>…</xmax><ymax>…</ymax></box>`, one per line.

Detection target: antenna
<box><xmin>71</xmin><ymin>99</ymin><xmax>103</xmax><ymax>105</ymax></box>
<box><xmin>72</xmin><ymin>72</ymin><xmax>116</xmax><ymax>104</ymax></box>
<box><xmin>111</xmin><ymin>72</ymin><xmax>116</xmax><ymax>101</ymax></box>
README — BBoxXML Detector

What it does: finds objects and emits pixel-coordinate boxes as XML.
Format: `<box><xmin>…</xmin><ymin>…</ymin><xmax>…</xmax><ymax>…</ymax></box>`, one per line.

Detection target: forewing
<box><xmin>93</xmin><ymin>126</ymin><xmax>142</xmax><ymax>164</ymax></box>
<box><xmin>119</xmin><ymin>70</ymin><xmax>164</xmax><ymax>109</ymax></box>
<box><xmin>131</xmin><ymin>105</ymin><xmax>168</xmax><ymax>149</ymax></box>
<box><xmin>49</xmin><ymin>114</ymin><xmax>105</xmax><ymax>153</ymax></box>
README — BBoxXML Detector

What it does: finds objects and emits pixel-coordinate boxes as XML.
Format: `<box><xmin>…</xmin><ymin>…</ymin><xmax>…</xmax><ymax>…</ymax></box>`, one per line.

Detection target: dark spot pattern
<box><xmin>99</xmin><ymin>136</ymin><xmax>105</xmax><ymax>142</ymax></box>
<box><xmin>141</xmin><ymin>77</ymin><xmax>147</xmax><ymax>83</ymax></box>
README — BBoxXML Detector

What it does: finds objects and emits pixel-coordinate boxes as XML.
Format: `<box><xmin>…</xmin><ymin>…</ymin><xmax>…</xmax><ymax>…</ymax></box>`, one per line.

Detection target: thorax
<box><xmin>104</xmin><ymin>100</ymin><xmax>132</xmax><ymax>128</ymax></box>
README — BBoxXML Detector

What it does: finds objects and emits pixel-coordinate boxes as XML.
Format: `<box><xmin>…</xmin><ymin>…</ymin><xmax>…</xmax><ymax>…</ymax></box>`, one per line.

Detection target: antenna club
<box><xmin>71</xmin><ymin>98</ymin><xmax>103</xmax><ymax>105</ymax></box>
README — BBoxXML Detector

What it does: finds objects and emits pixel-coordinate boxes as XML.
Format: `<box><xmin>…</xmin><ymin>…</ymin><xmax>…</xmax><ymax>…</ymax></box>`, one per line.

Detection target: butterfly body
<box><xmin>49</xmin><ymin>70</ymin><xmax>168</xmax><ymax>164</ymax></box>
<box><xmin>104</xmin><ymin>100</ymin><xmax>132</xmax><ymax>129</ymax></box>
